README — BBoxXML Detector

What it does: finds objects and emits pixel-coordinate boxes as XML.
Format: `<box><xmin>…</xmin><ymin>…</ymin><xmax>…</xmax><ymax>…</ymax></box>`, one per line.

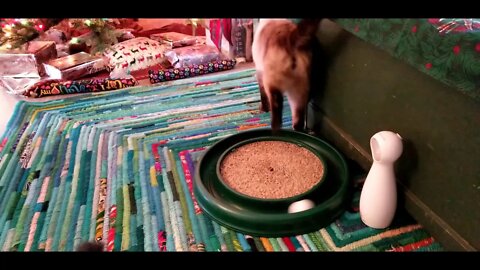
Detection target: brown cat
<box><xmin>252</xmin><ymin>19</ymin><xmax>321</xmax><ymax>131</ymax></box>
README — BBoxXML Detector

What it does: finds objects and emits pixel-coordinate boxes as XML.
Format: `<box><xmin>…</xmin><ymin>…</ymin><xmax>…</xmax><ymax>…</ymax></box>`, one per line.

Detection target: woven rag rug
<box><xmin>0</xmin><ymin>68</ymin><xmax>443</xmax><ymax>252</ymax></box>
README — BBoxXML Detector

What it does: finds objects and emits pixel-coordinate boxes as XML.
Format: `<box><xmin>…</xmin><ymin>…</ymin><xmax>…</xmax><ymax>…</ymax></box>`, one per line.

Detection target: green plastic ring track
<box><xmin>194</xmin><ymin>128</ymin><xmax>351</xmax><ymax>237</ymax></box>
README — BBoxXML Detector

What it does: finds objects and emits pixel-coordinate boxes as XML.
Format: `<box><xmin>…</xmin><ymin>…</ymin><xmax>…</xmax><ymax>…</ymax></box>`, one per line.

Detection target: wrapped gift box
<box><xmin>0</xmin><ymin>77</ymin><xmax>41</xmax><ymax>95</ymax></box>
<box><xmin>231</xmin><ymin>19</ymin><xmax>254</xmax><ymax>62</ymax></box>
<box><xmin>148</xmin><ymin>59</ymin><xmax>236</xmax><ymax>83</ymax></box>
<box><xmin>103</xmin><ymin>37</ymin><xmax>167</xmax><ymax>73</ymax></box>
<box><xmin>150</xmin><ymin>32</ymin><xmax>197</xmax><ymax>49</ymax></box>
<box><xmin>0</xmin><ymin>40</ymin><xmax>57</xmax><ymax>78</ymax></box>
<box><xmin>164</xmin><ymin>44</ymin><xmax>226</xmax><ymax>68</ymax></box>
<box><xmin>24</xmin><ymin>77</ymin><xmax>138</xmax><ymax>98</ymax></box>
<box><xmin>0</xmin><ymin>41</ymin><xmax>57</xmax><ymax>95</ymax></box>
<box><xmin>43</xmin><ymin>52</ymin><xmax>106</xmax><ymax>81</ymax></box>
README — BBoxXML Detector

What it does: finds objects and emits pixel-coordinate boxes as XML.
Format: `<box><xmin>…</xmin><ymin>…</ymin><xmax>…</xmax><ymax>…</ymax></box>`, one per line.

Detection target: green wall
<box><xmin>308</xmin><ymin>20</ymin><xmax>480</xmax><ymax>251</ymax></box>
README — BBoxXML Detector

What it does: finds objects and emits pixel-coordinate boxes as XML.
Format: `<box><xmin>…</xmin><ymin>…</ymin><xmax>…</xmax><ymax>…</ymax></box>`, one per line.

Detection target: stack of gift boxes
<box><xmin>0</xmin><ymin>19</ymin><xmax>256</xmax><ymax>97</ymax></box>
<box><xmin>0</xmin><ymin>40</ymin><xmax>110</xmax><ymax>97</ymax></box>
<box><xmin>147</xmin><ymin>19</ymin><xmax>255</xmax><ymax>84</ymax></box>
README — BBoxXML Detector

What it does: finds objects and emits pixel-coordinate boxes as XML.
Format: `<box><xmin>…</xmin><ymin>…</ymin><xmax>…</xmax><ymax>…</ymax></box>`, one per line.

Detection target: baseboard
<box><xmin>308</xmin><ymin>109</ymin><xmax>476</xmax><ymax>251</ymax></box>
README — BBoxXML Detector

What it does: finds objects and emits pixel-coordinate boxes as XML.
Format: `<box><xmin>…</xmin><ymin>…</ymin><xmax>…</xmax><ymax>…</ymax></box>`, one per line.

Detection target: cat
<box><xmin>252</xmin><ymin>18</ymin><xmax>322</xmax><ymax>131</ymax></box>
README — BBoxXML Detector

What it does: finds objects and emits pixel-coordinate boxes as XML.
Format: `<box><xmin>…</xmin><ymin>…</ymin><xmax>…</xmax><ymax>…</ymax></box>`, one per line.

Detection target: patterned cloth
<box><xmin>0</xmin><ymin>68</ymin><xmax>442</xmax><ymax>251</ymax></box>
<box><xmin>335</xmin><ymin>19</ymin><xmax>480</xmax><ymax>101</ymax></box>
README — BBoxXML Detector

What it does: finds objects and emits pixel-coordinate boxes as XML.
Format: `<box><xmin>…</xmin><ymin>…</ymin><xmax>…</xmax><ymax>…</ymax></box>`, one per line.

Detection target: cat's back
<box><xmin>252</xmin><ymin>19</ymin><xmax>296</xmax><ymax>72</ymax></box>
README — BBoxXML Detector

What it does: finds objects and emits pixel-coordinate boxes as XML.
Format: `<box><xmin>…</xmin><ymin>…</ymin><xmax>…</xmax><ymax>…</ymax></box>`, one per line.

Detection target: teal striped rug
<box><xmin>0</xmin><ymin>68</ymin><xmax>442</xmax><ymax>251</ymax></box>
